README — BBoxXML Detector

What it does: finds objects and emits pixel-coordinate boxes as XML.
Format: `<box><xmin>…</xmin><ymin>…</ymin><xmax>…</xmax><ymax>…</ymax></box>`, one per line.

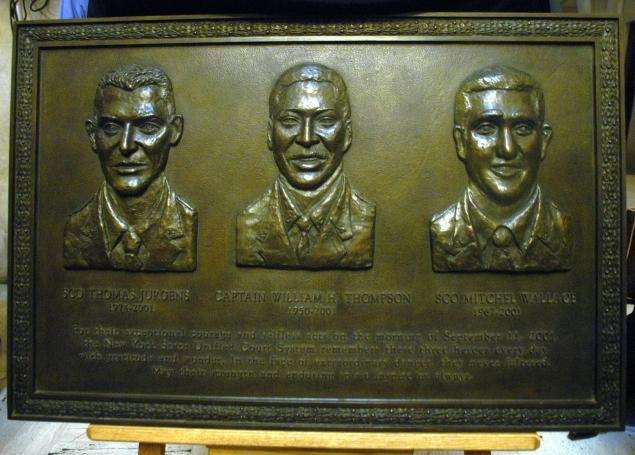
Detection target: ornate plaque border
<box><xmin>9</xmin><ymin>15</ymin><xmax>624</xmax><ymax>430</ymax></box>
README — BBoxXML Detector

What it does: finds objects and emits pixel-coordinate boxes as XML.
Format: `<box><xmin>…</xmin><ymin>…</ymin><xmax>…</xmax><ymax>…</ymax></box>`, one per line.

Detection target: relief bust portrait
<box><xmin>430</xmin><ymin>65</ymin><xmax>572</xmax><ymax>272</ymax></box>
<box><xmin>236</xmin><ymin>63</ymin><xmax>376</xmax><ymax>269</ymax></box>
<box><xmin>64</xmin><ymin>64</ymin><xmax>197</xmax><ymax>272</ymax></box>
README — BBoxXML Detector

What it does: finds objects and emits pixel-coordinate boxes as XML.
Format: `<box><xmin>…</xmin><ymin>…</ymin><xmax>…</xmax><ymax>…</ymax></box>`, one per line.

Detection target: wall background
<box><xmin>0</xmin><ymin>11</ymin><xmax>13</xmax><ymax>283</ymax></box>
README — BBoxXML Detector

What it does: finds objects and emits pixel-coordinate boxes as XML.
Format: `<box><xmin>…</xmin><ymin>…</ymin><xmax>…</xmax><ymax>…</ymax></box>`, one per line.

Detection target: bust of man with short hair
<box><xmin>430</xmin><ymin>65</ymin><xmax>572</xmax><ymax>272</ymax></box>
<box><xmin>236</xmin><ymin>63</ymin><xmax>376</xmax><ymax>269</ymax></box>
<box><xmin>64</xmin><ymin>64</ymin><xmax>197</xmax><ymax>272</ymax></box>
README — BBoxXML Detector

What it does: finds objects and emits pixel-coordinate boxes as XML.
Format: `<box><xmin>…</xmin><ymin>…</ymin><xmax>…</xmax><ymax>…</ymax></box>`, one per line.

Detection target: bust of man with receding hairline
<box><xmin>236</xmin><ymin>63</ymin><xmax>375</xmax><ymax>269</ymax></box>
<box><xmin>64</xmin><ymin>64</ymin><xmax>197</xmax><ymax>272</ymax></box>
<box><xmin>430</xmin><ymin>65</ymin><xmax>572</xmax><ymax>272</ymax></box>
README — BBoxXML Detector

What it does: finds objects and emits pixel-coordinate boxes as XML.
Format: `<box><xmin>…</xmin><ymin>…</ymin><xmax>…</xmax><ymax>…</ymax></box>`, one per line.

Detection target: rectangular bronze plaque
<box><xmin>9</xmin><ymin>14</ymin><xmax>625</xmax><ymax>430</ymax></box>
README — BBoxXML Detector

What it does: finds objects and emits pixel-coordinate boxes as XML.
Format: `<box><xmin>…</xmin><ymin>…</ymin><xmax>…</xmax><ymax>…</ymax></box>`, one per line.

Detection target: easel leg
<box><xmin>465</xmin><ymin>451</ymin><xmax>491</xmax><ymax>455</ymax></box>
<box><xmin>139</xmin><ymin>442</ymin><xmax>166</xmax><ymax>455</ymax></box>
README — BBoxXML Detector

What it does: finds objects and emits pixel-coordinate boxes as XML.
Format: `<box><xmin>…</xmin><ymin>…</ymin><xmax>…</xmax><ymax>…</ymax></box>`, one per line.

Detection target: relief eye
<box><xmin>317</xmin><ymin>116</ymin><xmax>337</xmax><ymax>127</ymax></box>
<box><xmin>473</xmin><ymin>123</ymin><xmax>497</xmax><ymax>136</ymax></box>
<box><xmin>138</xmin><ymin>121</ymin><xmax>162</xmax><ymax>134</ymax></box>
<box><xmin>514</xmin><ymin>123</ymin><xmax>534</xmax><ymax>136</ymax></box>
<box><xmin>278</xmin><ymin>116</ymin><xmax>299</xmax><ymax>127</ymax></box>
<box><xmin>101</xmin><ymin>122</ymin><xmax>121</xmax><ymax>136</ymax></box>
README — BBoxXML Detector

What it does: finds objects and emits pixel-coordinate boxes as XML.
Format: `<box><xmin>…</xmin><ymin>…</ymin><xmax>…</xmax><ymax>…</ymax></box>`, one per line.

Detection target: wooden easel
<box><xmin>88</xmin><ymin>425</ymin><xmax>540</xmax><ymax>455</ymax></box>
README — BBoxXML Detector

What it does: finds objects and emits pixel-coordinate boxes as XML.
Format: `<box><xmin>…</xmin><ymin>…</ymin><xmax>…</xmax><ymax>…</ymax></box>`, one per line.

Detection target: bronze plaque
<box><xmin>9</xmin><ymin>15</ymin><xmax>625</xmax><ymax>430</ymax></box>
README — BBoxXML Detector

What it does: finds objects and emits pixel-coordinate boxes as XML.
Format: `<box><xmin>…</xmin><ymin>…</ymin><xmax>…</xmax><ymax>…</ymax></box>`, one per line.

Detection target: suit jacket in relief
<box><xmin>236</xmin><ymin>175</ymin><xmax>375</xmax><ymax>269</ymax></box>
<box><xmin>64</xmin><ymin>180</ymin><xmax>197</xmax><ymax>272</ymax></box>
<box><xmin>430</xmin><ymin>188</ymin><xmax>572</xmax><ymax>272</ymax></box>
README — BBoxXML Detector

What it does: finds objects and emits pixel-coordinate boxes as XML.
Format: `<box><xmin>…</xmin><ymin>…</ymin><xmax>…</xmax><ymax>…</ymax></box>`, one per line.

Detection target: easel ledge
<box><xmin>88</xmin><ymin>424</ymin><xmax>541</xmax><ymax>455</ymax></box>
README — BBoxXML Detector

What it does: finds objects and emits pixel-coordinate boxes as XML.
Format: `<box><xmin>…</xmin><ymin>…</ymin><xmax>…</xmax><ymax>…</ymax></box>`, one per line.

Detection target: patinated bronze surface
<box><xmin>64</xmin><ymin>65</ymin><xmax>197</xmax><ymax>272</ymax></box>
<box><xmin>9</xmin><ymin>16</ymin><xmax>624</xmax><ymax>431</ymax></box>
<box><xmin>237</xmin><ymin>63</ymin><xmax>375</xmax><ymax>269</ymax></box>
<box><xmin>430</xmin><ymin>65</ymin><xmax>572</xmax><ymax>272</ymax></box>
